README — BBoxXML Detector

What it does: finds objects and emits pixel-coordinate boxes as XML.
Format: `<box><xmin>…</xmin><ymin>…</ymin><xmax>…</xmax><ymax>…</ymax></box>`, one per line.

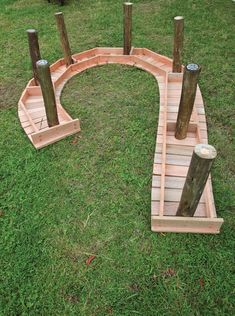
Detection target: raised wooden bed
<box><xmin>18</xmin><ymin>47</ymin><xmax>223</xmax><ymax>233</ymax></box>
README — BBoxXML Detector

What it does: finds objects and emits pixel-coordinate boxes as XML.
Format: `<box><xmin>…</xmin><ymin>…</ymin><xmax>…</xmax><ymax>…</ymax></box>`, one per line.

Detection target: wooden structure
<box><xmin>18</xmin><ymin>46</ymin><xmax>223</xmax><ymax>233</ymax></box>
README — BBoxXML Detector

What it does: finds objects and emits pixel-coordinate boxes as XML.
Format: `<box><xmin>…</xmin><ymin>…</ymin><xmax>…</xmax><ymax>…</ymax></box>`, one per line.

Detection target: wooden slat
<box><xmin>158</xmin><ymin>74</ymin><xmax>168</xmax><ymax>216</ymax></box>
<box><xmin>153</xmin><ymin>163</ymin><xmax>188</xmax><ymax>177</ymax></box>
<box><xmin>152</xmin><ymin>175</ymin><xmax>185</xmax><ymax>189</ymax></box>
<box><xmin>152</xmin><ymin>187</ymin><xmax>205</xmax><ymax>203</ymax></box>
<box><xmin>156</xmin><ymin>144</ymin><xmax>194</xmax><ymax>156</ymax></box>
<box><xmin>151</xmin><ymin>201</ymin><xmax>207</xmax><ymax>217</ymax></box>
<box><xmin>151</xmin><ymin>216</ymin><xmax>223</xmax><ymax>234</ymax></box>
<box><xmin>154</xmin><ymin>153</ymin><xmax>191</xmax><ymax>166</ymax></box>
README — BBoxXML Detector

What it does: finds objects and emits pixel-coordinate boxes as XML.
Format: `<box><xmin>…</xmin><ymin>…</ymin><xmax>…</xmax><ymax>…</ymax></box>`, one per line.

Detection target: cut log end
<box><xmin>194</xmin><ymin>144</ymin><xmax>217</xmax><ymax>160</ymax></box>
<box><xmin>27</xmin><ymin>29</ymin><xmax>37</xmax><ymax>34</ymax></box>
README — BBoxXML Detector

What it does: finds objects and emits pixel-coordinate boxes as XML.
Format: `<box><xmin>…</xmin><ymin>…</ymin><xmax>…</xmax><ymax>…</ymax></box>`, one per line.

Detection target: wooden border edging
<box><xmin>18</xmin><ymin>47</ymin><xmax>223</xmax><ymax>234</ymax></box>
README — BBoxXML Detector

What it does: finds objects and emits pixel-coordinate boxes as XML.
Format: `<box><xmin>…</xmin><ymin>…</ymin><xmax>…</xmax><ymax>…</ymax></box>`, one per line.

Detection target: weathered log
<box><xmin>176</xmin><ymin>144</ymin><xmax>217</xmax><ymax>217</ymax></box>
<box><xmin>36</xmin><ymin>60</ymin><xmax>59</xmax><ymax>127</ymax></box>
<box><xmin>55</xmin><ymin>12</ymin><xmax>73</xmax><ymax>66</ymax></box>
<box><xmin>27</xmin><ymin>29</ymin><xmax>41</xmax><ymax>85</ymax></box>
<box><xmin>172</xmin><ymin>16</ymin><xmax>184</xmax><ymax>73</ymax></box>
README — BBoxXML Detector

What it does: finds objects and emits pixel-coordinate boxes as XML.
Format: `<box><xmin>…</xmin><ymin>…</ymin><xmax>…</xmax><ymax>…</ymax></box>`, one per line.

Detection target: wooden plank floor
<box><xmin>18</xmin><ymin>47</ymin><xmax>223</xmax><ymax>232</ymax></box>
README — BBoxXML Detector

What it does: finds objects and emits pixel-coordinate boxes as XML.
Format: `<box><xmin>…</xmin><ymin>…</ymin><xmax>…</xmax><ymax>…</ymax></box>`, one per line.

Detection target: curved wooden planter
<box><xmin>18</xmin><ymin>47</ymin><xmax>223</xmax><ymax>233</ymax></box>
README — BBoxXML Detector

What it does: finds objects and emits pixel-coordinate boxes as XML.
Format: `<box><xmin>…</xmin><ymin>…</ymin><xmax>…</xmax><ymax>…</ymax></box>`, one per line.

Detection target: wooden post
<box><xmin>36</xmin><ymin>60</ymin><xmax>59</xmax><ymax>127</ymax></box>
<box><xmin>172</xmin><ymin>16</ymin><xmax>184</xmax><ymax>73</ymax></box>
<box><xmin>175</xmin><ymin>63</ymin><xmax>201</xmax><ymax>139</ymax></box>
<box><xmin>123</xmin><ymin>2</ymin><xmax>133</xmax><ymax>55</ymax></box>
<box><xmin>27</xmin><ymin>29</ymin><xmax>41</xmax><ymax>85</ymax></box>
<box><xmin>176</xmin><ymin>144</ymin><xmax>217</xmax><ymax>217</ymax></box>
<box><xmin>55</xmin><ymin>12</ymin><xmax>73</xmax><ymax>67</ymax></box>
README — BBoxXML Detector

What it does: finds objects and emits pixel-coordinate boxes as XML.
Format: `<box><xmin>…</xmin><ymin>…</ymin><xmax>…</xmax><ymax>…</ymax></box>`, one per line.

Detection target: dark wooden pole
<box><xmin>27</xmin><ymin>29</ymin><xmax>41</xmax><ymax>85</ymax></box>
<box><xmin>123</xmin><ymin>2</ymin><xmax>133</xmax><ymax>55</ymax></box>
<box><xmin>175</xmin><ymin>63</ymin><xmax>201</xmax><ymax>139</ymax></box>
<box><xmin>36</xmin><ymin>60</ymin><xmax>59</xmax><ymax>127</ymax></box>
<box><xmin>172</xmin><ymin>16</ymin><xmax>184</xmax><ymax>73</ymax></box>
<box><xmin>55</xmin><ymin>12</ymin><xmax>73</xmax><ymax>67</ymax></box>
<box><xmin>176</xmin><ymin>144</ymin><xmax>217</xmax><ymax>217</ymax></box>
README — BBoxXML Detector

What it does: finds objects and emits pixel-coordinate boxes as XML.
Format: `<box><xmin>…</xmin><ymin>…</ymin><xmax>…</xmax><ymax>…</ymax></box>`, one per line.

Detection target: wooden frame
<box><xmin>18</xmin><ymin>47</ymin><xmax>223</xmax><ymax>233</ymax></box>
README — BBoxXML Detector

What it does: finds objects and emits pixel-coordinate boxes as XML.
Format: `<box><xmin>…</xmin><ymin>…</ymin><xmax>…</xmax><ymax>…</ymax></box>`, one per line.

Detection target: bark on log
<box><xmin>175</xmin><ymin>63</ymin><xmax>201</xmax><ymax>139</ymax></box>
<box><xmin>36</xmin><ymin>60</ymin><xmax>59</xmax><ymax>127</ymax></box>
<box><xmin>176</xmin><ymin>144</ymin><xmax>217</xmax><ymax>217</ymax></box>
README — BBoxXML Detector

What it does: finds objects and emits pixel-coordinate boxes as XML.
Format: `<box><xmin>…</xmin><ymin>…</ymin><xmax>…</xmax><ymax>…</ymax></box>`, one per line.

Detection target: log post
<box><xmin>27</xmin><ymin>29</ymin><xmax>41</xmax><ymax>85</ymax></box>
<box><xmin>123</xmin><ymin>2</ymin><xmax>133</xmax><ymax>55</ymax></box>
<box><xmin>175</xmin><ymin>63</ymin><xmax>201</xmax><ymax>139</ymax></box>
<box><xmin>55</xmin><ymin>12</ymin><xmax>73</xmax><ymax>67</ymax></box>
<box><xmin>172</xmin><ymin>16</ymin><xmax>184</xmax><ymax>72</ymax></box>
<box><xmin>176</xmin><ymin>144</ymin><xmax>217</xmax><ymax>217</ymax></box>
<box><xmin>36</xmin><ymin>60</ymin><xmax>59</xmax><ymax>127</ymax></box>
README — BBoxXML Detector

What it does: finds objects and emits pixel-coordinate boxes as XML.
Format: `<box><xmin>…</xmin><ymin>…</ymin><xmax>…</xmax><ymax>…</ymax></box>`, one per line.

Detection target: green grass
<box><xmin>0</xmin><ymin>0</ymin><xmax>234</xmax><ymax>315</ymax></box>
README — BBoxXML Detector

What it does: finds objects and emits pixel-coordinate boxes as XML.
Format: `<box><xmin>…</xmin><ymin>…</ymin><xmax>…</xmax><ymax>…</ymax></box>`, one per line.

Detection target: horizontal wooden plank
<box><xmin>154</xmin><ymin>153</ymin><xmax>191</xmax><ymax>166</ymax></box>
<box><xmin>31</xmin><ymin>119</ymin><xmax>80</xmax><ymax>149</ymax></box>
<box><xmin>152</xmin><ymin>175</ymin><xmax>186</xmax><ymax>189</ymax></box>
<box><xmin>153</xmin><ymin>163</ymin><xmax>188</xmax><ymax>177</ymax></box>
<box><xmin>157</xmin><ymin>135</ymin><xmax>198</xmax><ymax>146</ymax></box>
<box><xmin>160</xmin><ymin>112</ymin><xmax>206</xmax><ymax>123</ymax></box>
<box><xmin>156</xmin><ymin>144</ymin><xmax>194</xmax><ymax>156</ymax></box>
<box><xmin>151</xmin><ymin>216</ymin><xmax>223</xmax><ymax>234</ymax></box>
<box><xmin>151</xmin><ymin>201</ymin><xmax>207</xmax><ymax>217</ymax></box>
<box><xmin>151</xmin><ymin>187</ymin><xmax>205</xmax><ymax>203</ymax></box>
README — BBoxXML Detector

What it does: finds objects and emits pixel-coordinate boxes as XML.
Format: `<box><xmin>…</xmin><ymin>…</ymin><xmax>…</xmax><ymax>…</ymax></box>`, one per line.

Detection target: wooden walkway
<box><xmin>18</xmin><ymin>47</ymin><xmax>223</xmax><ymax>233</ymax></box>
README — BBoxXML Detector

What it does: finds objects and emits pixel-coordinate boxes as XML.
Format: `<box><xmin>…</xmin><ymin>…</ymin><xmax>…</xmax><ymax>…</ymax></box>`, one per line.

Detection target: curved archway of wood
<box><xmin>18</xmin><ymin>47</ymin><xmax>223</xmax><ymax>233</ymax></box>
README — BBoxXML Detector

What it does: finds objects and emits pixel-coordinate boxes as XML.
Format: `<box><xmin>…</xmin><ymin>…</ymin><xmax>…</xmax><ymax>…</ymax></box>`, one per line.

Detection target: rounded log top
<box><xmin>174</xmin><ymin>16</ymin><xmax>184</xmax><ymax>20</ymax></box>
<box><xmin>124</xmin><ymin>2</ymin><xmax>133</xmax><ymax>6</ymax></box>
<box><xmin>55</xmin><ymin>12</ymin><xmax>63</xmax><ymax>16</ymax></box>
<box><xmin>36</xmin><ymin>59</ymin><xmax>49</xmax><ymax>68</ymax></box>
<box><xmin>26</xmin><ymin>29</ymin><xmax>37</xmax><ymax>34</ymax></box>
<box><xmin>186</xmin><ymin>63</ymin><xmax>200</xmax><ymax>71</ymax></box>
<box><xmin>194</xmin><ymin>144</ymin><xmax>217</xmax><ymax>160</ymax></box>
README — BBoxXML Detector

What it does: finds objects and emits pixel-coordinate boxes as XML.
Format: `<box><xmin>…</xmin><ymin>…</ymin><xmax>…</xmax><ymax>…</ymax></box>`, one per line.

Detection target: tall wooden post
<box><xmin>55</xmin><ymin>12</ymin><xmax>73</xmax><ymax>67</ymax></box>
<box><xmin>27</xmin><ymin>29</ymin><xmax>41</xmax><ymax>85</ymax></box>
<box><xmin>176</xmin><ymin>144</ymin><xmax>217</xmax><ymax>217</ymax></box>
<box><xmin>123</xmin><ymin>2</ymin><xmax>133</xmax><ymax>55</ymax></box>
<box><xmin>172</xmin><ymin>16</ymin><xmax>184</xmax><ymax>73</ymax></box>
<box><xmin>36</xmin><ymin>60</ymin><xmax>59</xmax><ymax>127</ymax></box>
<box><xmin>175</xmin><ymin>63</ymin><xmax>201</xmax><ymax>139</ymax></box>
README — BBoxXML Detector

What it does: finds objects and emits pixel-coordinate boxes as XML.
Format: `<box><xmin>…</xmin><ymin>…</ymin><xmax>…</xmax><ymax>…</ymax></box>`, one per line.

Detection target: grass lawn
<box><xmin>0</xmin><ymin>0</ymin><xmax>234</xmax><ymax>315</ymax></box>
